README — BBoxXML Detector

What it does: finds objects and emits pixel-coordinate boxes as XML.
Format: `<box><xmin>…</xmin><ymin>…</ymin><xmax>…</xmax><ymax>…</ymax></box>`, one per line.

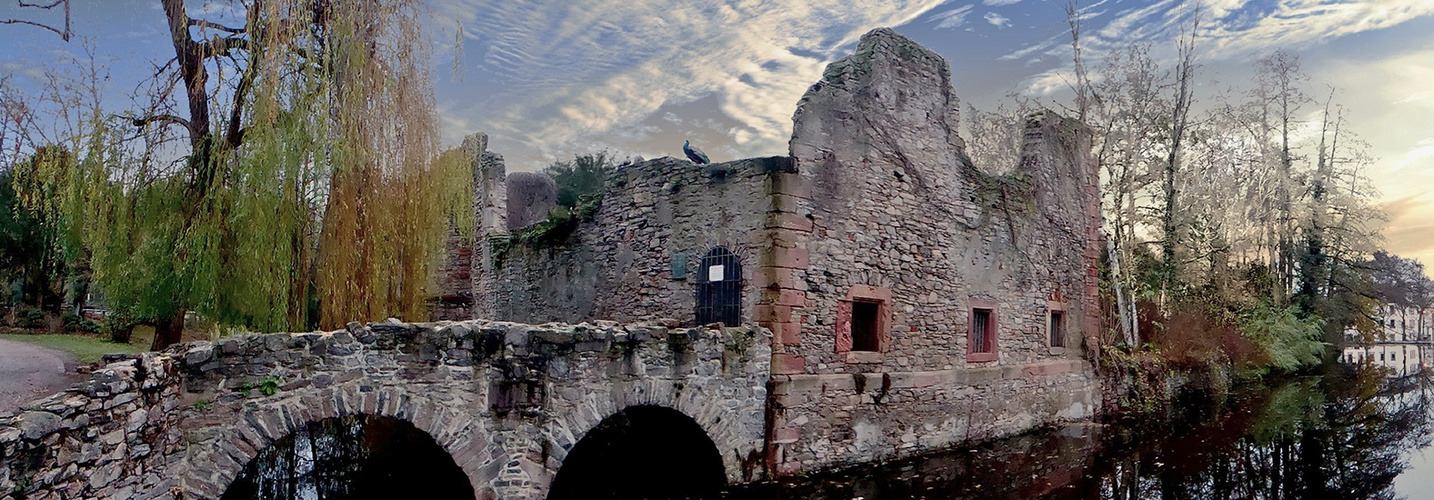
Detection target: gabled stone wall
<box><xmin>763</xmin><ymin>28</ymin><xmax>1101</xmax><ymax>475</ymax></box>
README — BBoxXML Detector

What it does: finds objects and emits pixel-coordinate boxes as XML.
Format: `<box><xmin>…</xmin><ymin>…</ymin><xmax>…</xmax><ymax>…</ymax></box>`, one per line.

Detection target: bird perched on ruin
<box><xmin>683</xmin><ymin>140</ymin><xmax>710</xmax><ymax>165</ymax></box>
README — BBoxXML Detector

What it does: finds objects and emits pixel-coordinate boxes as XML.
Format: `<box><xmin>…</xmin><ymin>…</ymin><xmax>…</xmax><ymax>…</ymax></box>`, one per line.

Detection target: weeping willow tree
<box><xmin>35</xmin><ymin>0</ymin><xmax>470</xmax><ymax>349</ymax></box>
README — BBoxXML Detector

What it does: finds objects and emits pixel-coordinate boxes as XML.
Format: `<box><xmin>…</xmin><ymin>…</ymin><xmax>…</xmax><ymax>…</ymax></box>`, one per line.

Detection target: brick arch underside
<box><xmin>164</xmin><ymin>376</ymin><xmax>763</xmax><ymax>498</ymax></box>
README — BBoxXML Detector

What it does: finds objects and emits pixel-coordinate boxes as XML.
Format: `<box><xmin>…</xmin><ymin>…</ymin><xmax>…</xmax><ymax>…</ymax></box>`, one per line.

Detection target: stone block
<box><xmin>771</xmin><ymin>353</ymin><xmax>806</xmax><ymax>374</ymax></box>
<box><xmin>18</xmin><ymin>411</ymin><xmax>60</xmax><ymax>440</ymax></box>
<box><xmin>766</xmin><ymin>212</ymin><xmax>813</xmax><ymax>232</ymax></box>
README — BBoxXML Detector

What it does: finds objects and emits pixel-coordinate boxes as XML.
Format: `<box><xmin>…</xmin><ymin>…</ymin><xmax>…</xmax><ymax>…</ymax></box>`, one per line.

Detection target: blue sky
<box><xmin>3</xmin><ymin>0</ymin><xmax>1434</xmax><ymax>263</ymax></box>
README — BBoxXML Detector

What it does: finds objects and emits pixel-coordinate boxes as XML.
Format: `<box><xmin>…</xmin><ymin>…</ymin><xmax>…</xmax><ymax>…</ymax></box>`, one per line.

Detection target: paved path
<box><xmin>0</xmin><ymin>338</ymin><xmax>81</xmax><ymax>415</ymax></box>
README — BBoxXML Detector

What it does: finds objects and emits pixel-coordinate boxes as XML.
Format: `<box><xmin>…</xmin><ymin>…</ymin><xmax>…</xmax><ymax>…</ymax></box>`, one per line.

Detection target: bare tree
<box><xmin>1156</xmin><ymin>2</ymin><xmax>1201</xmax><ymax>307</ymax></box>
<box><xmin>1253</xmin><ymin>50</ymin><xmax>1311</xmax><ymax>301</ymax></box>
<box><xmin>1</xmin><ymin>0</ymin><xmax>71</xmax><ymax>41</ymax></box>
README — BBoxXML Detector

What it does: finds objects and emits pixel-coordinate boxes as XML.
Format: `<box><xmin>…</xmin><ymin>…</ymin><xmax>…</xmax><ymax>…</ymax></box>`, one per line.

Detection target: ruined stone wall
<box><xmin>505</xmin><ymin>172</ymin><xmax>557</xmax><ymax>230</ymax></box>
<box><xmin>0</xmin><ymin>320</ymin><xmax>770</xmax><ymax>499</ymax></box>
<box><xmin>764</xmin><ymin>28</ymin><xmax>1102</xmax><ymax>475</ymax></box>
<box><xmin>483</xmin><ymin>156</ymin><xmax>791</xmax><ymax>325</ymax></box>
<box><xmin>433</xmin><ymin>134</ymin><xmax>509</xmax><ymax>321</ymax></box>
<box><xmin>433</xmin><ymin>228</ymin><xmax>476</xmax><ymax>321</ymax></box>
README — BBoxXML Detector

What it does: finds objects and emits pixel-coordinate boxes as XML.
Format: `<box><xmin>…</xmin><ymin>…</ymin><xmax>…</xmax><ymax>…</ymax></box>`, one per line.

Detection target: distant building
<box><xmin>1341</xmin><ymin>303</ymin><xmax>1431</xmax><ymax>375</ymax></box>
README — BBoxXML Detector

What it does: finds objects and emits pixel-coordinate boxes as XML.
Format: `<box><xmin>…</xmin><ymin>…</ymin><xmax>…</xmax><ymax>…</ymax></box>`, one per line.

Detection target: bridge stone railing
<box><xmin>0</xmin><ymin>319</ymin><xmax>771</xmax><ymax>500</ymax></box>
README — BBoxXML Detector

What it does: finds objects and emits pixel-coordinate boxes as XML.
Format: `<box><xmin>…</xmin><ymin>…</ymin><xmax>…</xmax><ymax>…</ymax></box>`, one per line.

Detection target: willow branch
<box><xmin>198</xmin><ymin>35</ymin><xmax>251</xmax><ymax>58</ymax></box>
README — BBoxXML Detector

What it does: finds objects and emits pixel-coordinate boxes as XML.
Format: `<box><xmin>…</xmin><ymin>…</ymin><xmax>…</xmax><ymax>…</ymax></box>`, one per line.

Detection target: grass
<box><xmin>0</xmin><ymin>326</ymin><xmax>155</xmax><ymax>365</ymax></box>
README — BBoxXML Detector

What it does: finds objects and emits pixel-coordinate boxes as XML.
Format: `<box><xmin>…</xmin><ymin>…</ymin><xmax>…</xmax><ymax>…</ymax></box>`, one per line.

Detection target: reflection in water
<box><xmin>221</xmin><ymin>414</ymin><xmax>474</xmax><ymax>500</ymax></box>
<box><xmin>733</xmin><ymin>367</ymin><xmax>1434</xmax><ymax>499</ymax></box>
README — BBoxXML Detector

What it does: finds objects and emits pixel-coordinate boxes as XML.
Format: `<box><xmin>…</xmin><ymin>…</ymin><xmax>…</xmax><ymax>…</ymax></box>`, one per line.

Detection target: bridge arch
<box><xmin>220</xmin><ymin>414</ymin><xmax>474</xmax><ymax>499</ymax></box>
<box><xmin>187</xmin><ymin>385</ymin><xmax>494</xmax><ymax>499</ymax></box>
<box><xmin>0</xmin><ymin>320</ymin><xmax>769</xmax><ymax>499</ymax></box>
<box><xmin>549</xmin><ymin>405</ymin><xmax>725</xmax><ymax>499</ymax></box>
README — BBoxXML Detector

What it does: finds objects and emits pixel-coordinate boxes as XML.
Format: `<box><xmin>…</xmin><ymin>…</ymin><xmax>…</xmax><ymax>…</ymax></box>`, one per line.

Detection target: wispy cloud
<box><xmin>984</xmin><ymin>12</ymin><xmax>1013</xmax><ymax>28</ymax></box>
<box><xmin>929</xmin><ymin>5</ymin><xmax>975</xmax><ymax>29</ymax></box>
<box><xmin>1203</xmin><ymin>0</ymin><xmax>1434</xmax><ymax>57</ymax></box>
<box><xmin>1010</xmin><ymin>0</ymin><xmax>1434</xmax><ymax>97</ymax></box>
<box><xmin>983</xmin><ymin>0</ymin><xmax>1023</xmax><ymax>6</ymax></box>
<box><xmin>432</xmin><ymin>0</ymin><xmax>946</xmax><ymax>167</ymax></box>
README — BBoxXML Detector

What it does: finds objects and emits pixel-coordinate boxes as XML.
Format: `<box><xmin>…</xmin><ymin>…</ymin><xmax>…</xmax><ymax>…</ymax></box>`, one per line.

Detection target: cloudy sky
<box><xmin>3</xmin><ymin>0</ymin><xmax>1434</xmax><ymax>264</ymax></box>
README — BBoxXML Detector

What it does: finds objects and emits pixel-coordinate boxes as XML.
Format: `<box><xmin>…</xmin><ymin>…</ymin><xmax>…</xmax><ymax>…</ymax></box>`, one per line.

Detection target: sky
<box><xmin>2</xmin><ymin>0</ymin><xmax>1434</xmax><ymax>265</ymax></box>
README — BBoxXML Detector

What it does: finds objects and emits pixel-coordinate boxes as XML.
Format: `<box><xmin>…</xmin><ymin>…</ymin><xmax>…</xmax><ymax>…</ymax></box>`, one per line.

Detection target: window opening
<box><xmin>696</xmin><ymin>247</ymin><xmax>742</xmax><ymax>327</ymax></box>
<box><xmin>851</xmin><ymin>301</ymin><xmax>880</xmax><ymax>352</ymax></box>
<box><xmin>1049</xmin><ymin>311</ymin><xmax>1065</xmax><ymax>348</ymax></box>
<box><xmin>971</xmin><ymin>308</ymin><xmax>994</xmax><ymax>355</ymax></box>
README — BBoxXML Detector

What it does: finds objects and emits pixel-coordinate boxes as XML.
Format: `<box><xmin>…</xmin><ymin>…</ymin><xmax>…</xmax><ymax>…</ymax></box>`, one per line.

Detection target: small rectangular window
<box><xmin>971</xmin><ymin>309</ymin><xmax>994</xmax><ymax>353</ymax></box>
<box><xmin>851</xmin><ymin>301</ymin><xmax>880</xmax><ymax>352</ymax></box>
<box><xmin>1049</xmin><ymin>311</ymin><xmax>1065</xmax><ymax>348</ymax></box>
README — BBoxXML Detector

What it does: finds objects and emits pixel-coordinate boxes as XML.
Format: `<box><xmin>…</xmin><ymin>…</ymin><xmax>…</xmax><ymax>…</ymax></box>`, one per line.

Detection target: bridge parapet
<box><xmin>1</xmin><ymin>319</ymin><xmax>770</xmax><ymax>499</ymax></box>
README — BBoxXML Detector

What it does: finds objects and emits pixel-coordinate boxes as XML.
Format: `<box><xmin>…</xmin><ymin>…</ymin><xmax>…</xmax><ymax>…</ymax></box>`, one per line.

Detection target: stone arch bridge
<box><xmin>0</xmin><ymin>320</ymin><xmax>770</xmax><ymax>499</ymax></box>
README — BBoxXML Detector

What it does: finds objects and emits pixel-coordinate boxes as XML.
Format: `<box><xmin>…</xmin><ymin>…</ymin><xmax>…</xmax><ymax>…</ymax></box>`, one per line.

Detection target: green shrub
<box><xmin>1242</xmin><ymin>303</ymin><xmax>1327</xmax><ymax>372</ymax></box>
<box><xmin>544</xmin><ymin>152</ymin><xmax>614</xmax><ymax>208</ymax></box>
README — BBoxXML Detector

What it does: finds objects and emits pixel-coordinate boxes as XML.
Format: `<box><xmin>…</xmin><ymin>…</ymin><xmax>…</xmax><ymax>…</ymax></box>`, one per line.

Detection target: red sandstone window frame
<box><xmin>967</xmin><ymin>299</ymin><xmax>998</xmax><ymax>363</ymax></box>
<box><xmin>835</xmin><ymin>285</ymin><xmax>892</xmax><ymax>358</ymax></box>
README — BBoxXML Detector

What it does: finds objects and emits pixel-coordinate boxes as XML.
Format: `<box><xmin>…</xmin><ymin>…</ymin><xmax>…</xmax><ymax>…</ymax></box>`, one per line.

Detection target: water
<box><xmin>737</xmin><ymin>366</ymin><xmax>1434</xmax><ymax>499</ymax></box>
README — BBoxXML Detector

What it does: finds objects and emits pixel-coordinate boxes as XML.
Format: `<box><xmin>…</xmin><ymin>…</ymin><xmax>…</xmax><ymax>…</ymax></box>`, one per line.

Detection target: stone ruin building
<box><xmin>0</xmin><ymin>28</ymin><xmax>1105</xmax><ymax>500</ymax></box>
<box><xmin>435</xmin><ymin>28</ymin><xmax>1102</xmax><ymax>477</ymax></box>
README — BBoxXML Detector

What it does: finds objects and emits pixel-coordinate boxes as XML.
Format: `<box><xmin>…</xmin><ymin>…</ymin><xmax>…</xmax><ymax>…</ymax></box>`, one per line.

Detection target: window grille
<box><xmin>972</xmin><ymin>309</ymin><xmax>993</xmax><ymax>353</ymax></box>
<box><xmin>695</xmin><ymin>247</ymin><xmax>742</xmax><ymax>327</ymax></box>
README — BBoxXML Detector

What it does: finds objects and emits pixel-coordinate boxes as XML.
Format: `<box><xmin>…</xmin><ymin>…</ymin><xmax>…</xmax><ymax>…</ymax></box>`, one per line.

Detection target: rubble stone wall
<box><xmin>481</xmin><ymin>156</ymin><xmax>792</xmax><ymax>326</ymax></box>
<box><xmin>0</xmin><ymin>321</ymin><xmax>770</xmax><ymax>499</ymax></box>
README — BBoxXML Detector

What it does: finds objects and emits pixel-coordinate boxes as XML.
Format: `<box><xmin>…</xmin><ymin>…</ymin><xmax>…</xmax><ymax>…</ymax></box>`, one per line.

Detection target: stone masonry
<box><xmin>0</xmin><ymin>320</ymin><xmax>770</xmax><ymax>499</ymax></box>
<box><xmin>480</xmin><ymin>155</ymin><xmax>793</xmax><ymax>325</ymax></box>
<box><xmin>464</xmin><ymin>28</ymin><xmax>1103</xmax><ymax>477</ymax></box>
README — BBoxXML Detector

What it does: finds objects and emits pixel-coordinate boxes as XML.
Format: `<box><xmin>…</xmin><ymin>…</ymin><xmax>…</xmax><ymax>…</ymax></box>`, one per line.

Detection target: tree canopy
<box><xmin>8</xmin><ymin>0</ymin><xmax>472</xmax><ymax>348</ymax></box>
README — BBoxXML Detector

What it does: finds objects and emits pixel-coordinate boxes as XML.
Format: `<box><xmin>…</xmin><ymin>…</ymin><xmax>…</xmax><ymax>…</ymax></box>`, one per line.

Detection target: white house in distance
<box><xmin>1341</xmin><ymin>304</ymin><xmax>1431</xmax><ymax>376</ymax></box>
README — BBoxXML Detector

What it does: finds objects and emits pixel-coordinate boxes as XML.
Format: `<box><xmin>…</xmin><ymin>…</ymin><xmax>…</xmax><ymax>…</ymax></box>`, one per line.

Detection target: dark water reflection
<box><xmin>734</xmin><ymin>367</ymin><xmax>1434</xmax><ymax>500</ymax></box>
<box><xmin>222</xmin><ymin>414</ymin><xmax>474</xmax><ymax>500</ymax></box>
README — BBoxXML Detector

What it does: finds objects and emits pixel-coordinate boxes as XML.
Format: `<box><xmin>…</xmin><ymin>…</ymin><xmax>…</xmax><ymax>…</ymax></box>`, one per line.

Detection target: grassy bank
<box><xmin>0</xmin><ymin>326</ymin><xmax>155</xmax><ymax>365</ymax></box>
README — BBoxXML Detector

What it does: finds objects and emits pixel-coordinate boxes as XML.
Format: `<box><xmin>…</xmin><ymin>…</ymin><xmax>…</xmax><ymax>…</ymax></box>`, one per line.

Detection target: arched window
<box><xmin>696</xmin><ymin>247</ymin><xmax>742</xmax><ymax>327</ymax></box>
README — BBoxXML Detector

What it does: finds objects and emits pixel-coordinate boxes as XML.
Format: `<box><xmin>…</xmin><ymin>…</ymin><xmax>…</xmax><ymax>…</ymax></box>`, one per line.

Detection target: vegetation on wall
<box><xmin>545</xmin><ymin>152</ymin><xmax>615</xmax><ymax>209</ymax></box>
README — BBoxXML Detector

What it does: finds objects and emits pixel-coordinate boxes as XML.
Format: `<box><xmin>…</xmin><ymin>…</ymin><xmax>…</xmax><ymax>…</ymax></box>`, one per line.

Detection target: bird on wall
<box><xmin>683</xmin><ymin>140</ymin><xmax>710</xmax><ymax>165</ymax></box>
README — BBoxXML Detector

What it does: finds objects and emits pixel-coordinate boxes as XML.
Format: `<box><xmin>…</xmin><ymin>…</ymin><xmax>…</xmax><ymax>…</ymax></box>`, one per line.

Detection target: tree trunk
<box><xmin>1107</xmin><ymin>232</ymin><xmax>1135</xmax><ymax>347</ymax></box>
<box><xmin>151</xmin><ymin>309</ymin><xmax>185</xmax><ymax>350</ymax></box>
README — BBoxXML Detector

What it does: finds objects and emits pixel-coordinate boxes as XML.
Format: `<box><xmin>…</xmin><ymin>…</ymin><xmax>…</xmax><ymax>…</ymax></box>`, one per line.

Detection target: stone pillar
<box><xmin>466</xmin><ymin>133</ymin><xmax>508</xmax><ymax>320</ymax></box>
